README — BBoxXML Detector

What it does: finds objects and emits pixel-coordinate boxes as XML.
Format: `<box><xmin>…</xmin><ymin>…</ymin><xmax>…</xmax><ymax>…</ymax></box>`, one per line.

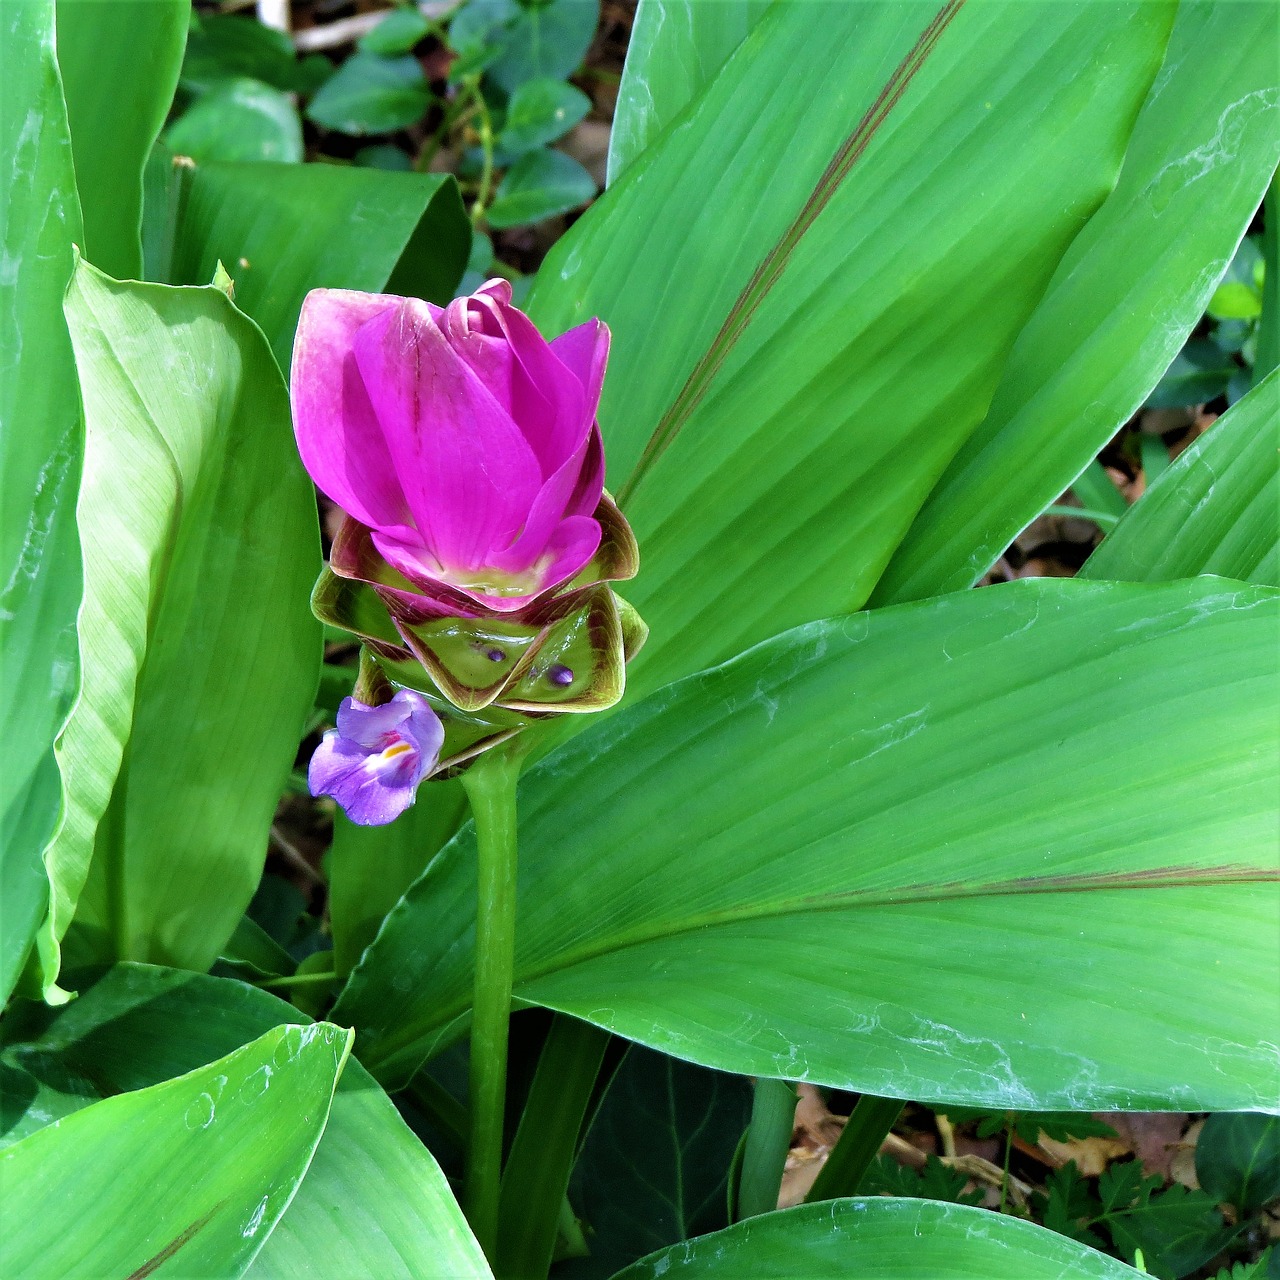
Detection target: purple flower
<box><xmin>292</xmin><ymin>280</ymin><xmax>609</xmax><ymax>615</ymax></box>
<box><xmin>308</xmin><ymin>690</ymin><xmax>444</xmax><ymax>826</ymax></box>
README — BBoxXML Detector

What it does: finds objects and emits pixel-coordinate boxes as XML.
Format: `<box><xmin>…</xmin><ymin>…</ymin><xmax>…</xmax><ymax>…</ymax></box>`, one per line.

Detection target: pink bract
<box><xmin>292</xmin><ymin>280</ymin><xmax>609</xmax><ymax>613</ymax></box>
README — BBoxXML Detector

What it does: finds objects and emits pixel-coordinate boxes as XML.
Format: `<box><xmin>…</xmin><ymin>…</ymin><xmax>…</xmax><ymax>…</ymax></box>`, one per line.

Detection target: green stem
<box><xmin>804</xmin><ymin>1093</ymin><xmax>902</xmax><ymax>1203</ymax></box>
<box><xmin>469</xmin><ymin>78</ymin><xmax>496</xmax><ymax>227</ymax></box>
<box><xmin>496</xmin><ymin>1015</ymin><xmax>610</xmax><ymax>1279</ymax></box>
<box><xmin>736</xmin><ymin>1078</ymin><xmax>798</xmax><ymax>1219</ymax></box>
<box><xmin>1255</xmin><ymin>166</ymin><xmax>1280</xmax><ymax>385</ymax></box>
<box><xmin>461</xmin><ymin>739</ymin><xmax>528</xmax><ymax>1260</ymax></box>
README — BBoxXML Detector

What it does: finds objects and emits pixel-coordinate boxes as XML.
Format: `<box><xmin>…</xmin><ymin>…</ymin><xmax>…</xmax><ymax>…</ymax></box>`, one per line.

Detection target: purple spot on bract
<box><xmin>486</xmin><ymin>647</ymin><xmax>506</xmax><ymax>663</ymax></box>
<box><xmin>548</xmin><ymin>663</ymin><xmax>574</xmax><ymax>687</ymax></box>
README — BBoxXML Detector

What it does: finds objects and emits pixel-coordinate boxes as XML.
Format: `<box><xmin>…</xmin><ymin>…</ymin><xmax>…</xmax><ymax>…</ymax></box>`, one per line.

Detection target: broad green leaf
<box><xmin>871</xmin><ymin>0</ymin><xmax>1280</xmax><ymax>605</ymax></box>
<box><xmin>0</xmin><ymin>1020</ymin><xmax>351</xmax><ymax>1279</ymax></box>
<box><xmin>529</xmin><ymin>0</ymin><xmax>1176</xmax><ymax>697</ymax></box>
<box><xmin>165</xmin><ymin>77</ymin><xmax>304</xmax><ymax>165</ymax></box>
<box><xmin>337</xmin><ymin>579</ymin><xmax>1280</xmax><ymax>1112</ymax></box>
<box><xmin>359</xmin><ymin>6</ymin><xmax>431</xmax><ymax>56</ymax></box>
<box><xmin>55</xmin><ymin>0</ymin><xmax>186</xmax><ymax>280</ymax></box>
<box><xmin>182</xmin><ymin>11</ymin><xmax>315</xmax><ymax>95</ymax></box>
<box><xmin>306</xmin><ymin>51</ymin><xmax>431</xmax><ymax>136</ymax></box>
<box><xmin>569</xmin><ymin>1045</ymin><xmax>752</xmax><ymax>1277</ymax></box>
<box><xmin>1197</xmin><ymin>1113</ymin><xmax>1280</xmax><ymax>1218</ymax></box>
<box><xmin>1145</xmin><ymin>338</ymin><xmax>1237</xmax><ymax>410</ymax></box>
<box><xmin>450</xmin><ymin>0</ymin><xmax>598</xmax><ymax>94</ymax></box>
<box><xmin>150</xmin><ymin>156</ymin><xmax>469</xmax><ymax>366</ymax></box>
<box><xmin>613</xmin><ymin>1199</ymin><xmax>1141</xmax><ymax>1279</ymax></box>
<box><xmin>329</xmin><ymin>778</ymin><xmax>468</xmax><ymax>978</ymax></box>
<box><xmin>0</xmin><ymin>964</ymin><xmax>490</xmax><ymax>1278</ymax></box>
<box><xmin>1082</xmin><ymin>369</ymin><xmax>1279</xmax><ymax>586</ymax></box>
<box><xmin>31</xmin><ymin>263</ymin><xmax>321</xmax><ymax>995</ymax></box>
<box><xmin>0</xmin><ymin>2</ymin><xmax>83</xmax><ymax>1004</ymax></box>
<box><xmin>606</xmin><ymin>0</ymin><xmax>772</xmax><ymax>185</ymax></box>
<box><xmin>499</xmin><ymin>77</ymin><xmax>592</xmax><ymax>154</ymax></box>
<box><xmin>487</xmin><ymin>148</ymin><xmax>596</xmax><ymax>229</ymax></box>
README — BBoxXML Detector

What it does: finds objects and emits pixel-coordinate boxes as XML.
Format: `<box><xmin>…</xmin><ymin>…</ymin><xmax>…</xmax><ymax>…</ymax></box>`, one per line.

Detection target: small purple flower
<box><xmin>308</xmin><ymin>690</ymin><xmax>444</xmax><ymax>826</ymax></box>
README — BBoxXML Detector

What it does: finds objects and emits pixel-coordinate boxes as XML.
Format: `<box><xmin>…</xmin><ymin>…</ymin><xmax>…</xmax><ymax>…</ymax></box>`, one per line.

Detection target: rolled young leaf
<box><xmin>0</xmin><ymin>1020</ymin><xmax>352</xmax><ymax>1278</ymax></box>
<box><xmin>1081</xmin><ymin>367</ymin><xmax>1279</xmax><ymax>586</ymax></box>
<box><xmin>32</xmin><ymin>262</ymin><xmax>321</xmax><ymax>995</ymax></box>
<box><xmin>336</xmin><ymin>578</ymin><xmax>1280</xmax><ymax>1113</ymax></box>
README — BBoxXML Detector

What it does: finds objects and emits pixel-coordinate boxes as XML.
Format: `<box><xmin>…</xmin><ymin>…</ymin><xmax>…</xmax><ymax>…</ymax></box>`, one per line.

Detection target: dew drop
<box><xmin>486</xmin><ymin>647</ymin><xmax>506</xmax><ymax>663</ymax></box>
<box><xmin>547</xmin><ymin>664</ymin><xmax>574</xmax><ymax>687</ymax></box>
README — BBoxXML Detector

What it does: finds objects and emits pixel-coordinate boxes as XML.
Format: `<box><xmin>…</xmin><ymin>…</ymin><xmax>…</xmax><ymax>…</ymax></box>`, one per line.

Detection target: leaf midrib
<box><xmin>616</xmin><ymin>0</ymin><xmax>968</xmax><ymax>507</ymax></box>
<box><xmin>369</xmin><ymin>861</ymin><xmax>1272</xmax><ymax>1070</ymax></box>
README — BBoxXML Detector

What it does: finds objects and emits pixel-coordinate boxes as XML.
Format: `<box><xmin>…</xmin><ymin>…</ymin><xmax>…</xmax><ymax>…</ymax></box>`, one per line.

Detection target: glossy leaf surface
<box><xmin>1082</xmin><ymin>368</ymin><xmax>1279</xmax><ymax>586</ymax></box>
<box><xmin>0</xmin><ymin>1020</ymin><xmax>351</xmax><ymax>1278</ymax></box>
<box><xmin>0</xmin><ymin>2</ymin><xmax>82</xmax><ymax>1003</ymax></box>
<box><xmin>55</xmin><ymin>0</ymin><xmax>186</xmax><ymax>279</ymax></box>
<box><xmin>154</xmin><ymin>159</ymin><xmax>469</xmax><ymax>366</ymax></box>
<box><xmin>0</xmin><ymin>965</ymin><xmax>489</xmax><ymax>1278</ymax></box>
<box><xmin>614</xmin><ymin>1199</ymin><xmax>1141</xmax><ymax>1279</ymax></box>
<box><xmin>338</xmin><ymin>579</ymin><xmax>1280</xmax><ymax>1112</ymax></box>
<box><xmin>606</xmin><ymin>0</ymin><xmax>771</xmax><ymax>184</ymax></box>
<box><xmin>872</xmin><ymin>0</ymin><xmax>1280</xmax><ymax>603</ymax></box>
<box><xmin>36</xmin><ymin>264</ymin><xmax>321</xmax><ymax>993</ymax></box>
<box><xmin>529</xmin><ymin>0</ymin><xmax>1176</xmax><ymax>697</ymax></box>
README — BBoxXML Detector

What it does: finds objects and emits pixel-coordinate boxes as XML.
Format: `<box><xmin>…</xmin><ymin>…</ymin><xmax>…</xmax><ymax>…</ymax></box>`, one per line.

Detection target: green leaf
<box><xmin>0</xmin><ymin>1</ymin><xmax>83</xmax><ymax>1004</ymax></box>
<box><xmin>870</xmin><ymin>0</ymin><xmax>1280</xmax><ymax>605</ymax></box>
<box><xmin>529</xmin><ymin>0</ymin><xmax>1177</xmax><ymax>697</ymax></box>
<box><xmin>1082</xmin><ymin>368</ymin><xmax>1279</xmax><ymax>586</ymax></box>
<box><xmin>1103</xmin><ymin>1181</ymin><xmax>1235</xmax><ymax>1280</ymax></box>
<box><xmin>336</xmin><ymin>578</ymin><xmax>1280</xmax><ymax>1112</ymax></box>
<box><xmin>56</xmin><ymin>0</ymin><xmax>187</xmax><ymax>279</ymax></box>
<box><xmin>359</xmin><ymin>5</ymin><xmax>431</xmax><ymax>56</ymax></box>
<box><xmin>1145</xmin><ymin>339</ymin><xmax>1236</xmax><ymax>410</ymax></box>
<box><xmin>606</xmin><ymin>0</ymin><xmax>772</xmax><ymax>185</ymax></box>
<box><xmin>568</xmin><ymin>1045</ymin><xmax>752</xmax><ymax>1276</ymax></box>
<box><xmin>182</xmin><ymin>11</ymin><xmax>312</xmax><ymax>95</ymax></box>
<box><xmin>153</xmin><ymin>158</ymin><xmax>469</xmax><ymax>366</ymax></box>
<box><xmin>31</xmin><ymin>263</ymin><xmax>321</xmax><ymax>994</ymax></box>
<box><xmin>0</xmin><ymin>964</ymin><xmax>490</xmax><ymax>1278</ymax></box>
<box><xmin>612</xmin><ymin>1198</ymin><xmax>1144</xmax><ymax>1279</ymax></box>
<box><xmin>1037</xmin><ymin>1161</ymin><xmax>1106</xmax><ymax>1248</ymax></box>
<box><xmin>1209</xmin><ymin>280</ymin><xmax>1264</xmax><ymax>321</ymax></box>
<box><xmin>487</xmin><ymin>147</ymin><xmax>597</xmax><ymax>228</ymax></box>
<box><xmin>450</xmin><ymin>0</ymin><xmax>598</xmax><ymax>94</ymax></box>
<box><xmin>329</xmin><ymin>779</ymin><xmax>468</xmax><ymax>977</ymax></box>
<box><xmin>165</xmin><ymin>78</ymin><xmax>304</xmax><ymax>165</ymax></box>
<box><xmin>1197</xmin><ymin>1113</ymin><xmax>1280</xmax><ymax>1217</ymax></box>
<box><xmin>307</xmin><ymin>51</ymin><xmax>431</xmax><ymax>136</ymax></box>
<box><xmin>860</xmin><ymin>1154</ymin><xmax>984</xmax><ymax>1206</ymax></box>
<box><xmin>0</xmin><ymin>1019</ymin><xmax>352</xmax><ymax>1278</ymax></box>
<box><xmin>499</xmin><ymin>77</ymin><xmax>592</xmax><ymax>153</ymax></box>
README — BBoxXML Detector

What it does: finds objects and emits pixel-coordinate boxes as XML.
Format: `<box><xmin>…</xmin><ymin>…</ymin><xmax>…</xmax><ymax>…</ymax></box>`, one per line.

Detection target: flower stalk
<box><xmin>461</xmin><ymin>735</ymin><xmax>531</xmax><ymax>1258</ymax></box>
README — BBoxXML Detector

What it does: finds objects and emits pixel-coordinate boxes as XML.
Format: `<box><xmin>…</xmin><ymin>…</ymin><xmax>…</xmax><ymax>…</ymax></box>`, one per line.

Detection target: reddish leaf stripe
<box><xmin>619</xmin><ymin>0</ymin><xmax>968</xmax><ymax>504</ymax></box>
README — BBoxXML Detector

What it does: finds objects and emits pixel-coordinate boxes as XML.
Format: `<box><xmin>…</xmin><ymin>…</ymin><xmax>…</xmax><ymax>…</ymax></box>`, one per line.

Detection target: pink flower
<box><xmin>292</xmin><ymin>280</ymin><xmax>609</xmax><ymax>614</ymax></box>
